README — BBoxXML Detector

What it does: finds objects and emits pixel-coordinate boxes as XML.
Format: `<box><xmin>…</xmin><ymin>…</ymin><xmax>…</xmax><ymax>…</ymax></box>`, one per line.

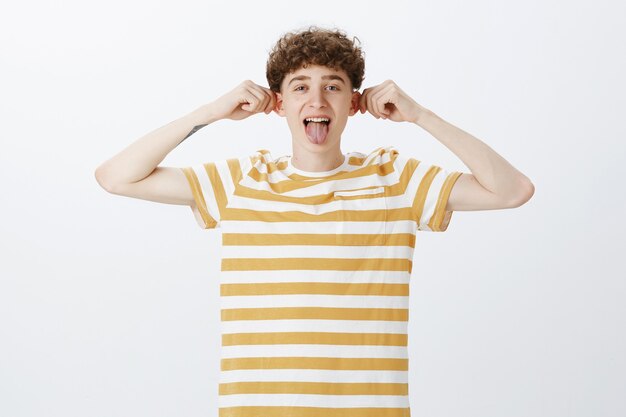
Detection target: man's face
<box><xmin>274</xmin><ymin>64</ymin><xmax>360</xmax><ymax>150</ymax></box>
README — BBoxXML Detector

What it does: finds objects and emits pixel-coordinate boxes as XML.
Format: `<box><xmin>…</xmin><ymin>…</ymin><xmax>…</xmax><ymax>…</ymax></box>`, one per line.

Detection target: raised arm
<box><xmin>412</xmin><ymin>109</ymin><xmax>535</xmax><ymax>211</ymax></box>
<box><xmin>94</xmin><ymin>104</ymin><xmax>217</xmax><ymax>205</ymax></box>
<box><xmin>358</xmin><ymin>79</ymin><xmax>535</xmax><ymax>211</ymax></box>
<box><xmin>94</xmin><ymin>80</ymin><xmax>276</xmax><ymax>206</ymax></box>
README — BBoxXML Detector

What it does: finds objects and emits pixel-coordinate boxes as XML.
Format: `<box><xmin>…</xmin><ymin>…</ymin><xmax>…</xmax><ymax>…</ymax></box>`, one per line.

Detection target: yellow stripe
<box><xmin>203</xmin><ymin>162</ymin><xmax>229</xmax><ymax>217</ymax></box>
<box><xmin>220</xmin><ymin>257</ymin><xmax>411</xmax><ymax>272</ymax></box>
<box><xmin>386</xmin><ymin>156</ymin><xmax>417</xmax><ymax>200</ymax></box>
<box><xmin>429</xmin><ymin>171</ymin><xmax>463</xmax><ymax>231</ymax></box>
<box><xmin>180</xmin><ymin>167</ymin><xmax>217</xmax><ymax>228</ymax></box>
<box><xmin>219</xmin><ymin>381</ymin><xmax>408</xmax><ymax>395</ymax></box>
<box><xmin>227</xmin><ymin>157</ymin><xmax>243</xmax><ymax>188</ymax></box>
<box><xmin>220</xmin><ymin>282</ymin><xmax>409</xmax><ymax>297</ymax></box>
<box><xmin>221</xmin><ymin>332</ymin><xmax>408</xmax><ymax>347</ymax></box>
<box><xmin>411</xmin><ymin>164</ymin><xmax>439</xmax><ymax>225</ymax></box>
<box><xmin>221</xmin><ymin>307</ymin><xmax>408</xmax><ymax>322</ymax></box>
<box><xmin>221</xmin><ymin>356</ymin><xmax>408</xmax><ymax>371</ymax></box>
<box><xmin>222</xmin><ymin>232</ymin><xmax>415</xmax><ymax>248</ymax></box>
<box><xmin>219</xmin><ymin>406</ymin><xmax>411</xmax><ymax>417</ymax></box>
<box><xmin>222</xmin><ymin>206</ymin><xmax>387</xmax><ymax>223</ymax></box>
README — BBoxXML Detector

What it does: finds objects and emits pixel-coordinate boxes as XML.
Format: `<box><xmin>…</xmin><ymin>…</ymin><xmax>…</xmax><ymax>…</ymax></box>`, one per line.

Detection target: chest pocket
<box><xmin>331</xmin><ymin>186</ymin><xmax>387</xmax><ymax>246</ymax></box>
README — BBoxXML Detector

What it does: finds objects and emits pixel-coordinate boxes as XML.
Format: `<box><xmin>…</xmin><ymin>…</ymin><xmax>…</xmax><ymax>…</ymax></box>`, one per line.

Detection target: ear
<box><xmin>274</xmin><ymin>92</ymin><xmax>285</xmax><ymax>116</ymax></box>
<box><xmin>349</xmin><ymin>91</ymin><xmax>361</xmax><ymax>116</ymax></box>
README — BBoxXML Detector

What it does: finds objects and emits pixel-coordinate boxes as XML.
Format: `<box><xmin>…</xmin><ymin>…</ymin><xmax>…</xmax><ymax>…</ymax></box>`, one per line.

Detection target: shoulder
<box><xmin>359</xmin><ymin>145</ymin><xmax>402</xmax><ymax>167</ymax></box>
<box><xmin>249</xmin><ymin>148</ymin><xmax>283</xmax><ymax>173</ymax></box>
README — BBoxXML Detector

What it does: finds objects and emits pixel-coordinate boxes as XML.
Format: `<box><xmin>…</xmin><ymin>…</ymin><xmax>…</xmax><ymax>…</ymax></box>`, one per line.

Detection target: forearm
<box><xmin>95</xmin><ymin>103</ymin><xmax>218</xmax><ymax>187</ymax></box>
<box><xmin>414</xmin><ymin>108</ymin><xmax>533</xmax><ymax>202</ymax></box>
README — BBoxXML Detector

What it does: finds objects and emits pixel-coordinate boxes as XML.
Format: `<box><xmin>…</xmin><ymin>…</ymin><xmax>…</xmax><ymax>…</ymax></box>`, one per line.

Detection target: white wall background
<box><xmin>1</xmin><ymin>1</ymin><xmax>624</xmax><ymax>416</ymax></box>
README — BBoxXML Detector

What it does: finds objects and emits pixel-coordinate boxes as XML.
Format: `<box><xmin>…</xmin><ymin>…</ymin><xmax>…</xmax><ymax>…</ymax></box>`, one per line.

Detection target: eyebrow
<box><xmin>287</xmin><ymin>74</ymin><xmax>346</xmax><ymax>87</ymax></box>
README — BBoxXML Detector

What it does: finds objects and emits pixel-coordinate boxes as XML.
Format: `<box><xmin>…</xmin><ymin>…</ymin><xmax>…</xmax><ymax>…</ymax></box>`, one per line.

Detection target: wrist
<box><xmin>412</xmin><ymin>105</ymin><xmax>435</xmax><ymax>126</ymax></box>
<box><xmin>191</xmin><ymin>103</ymin><xmax>220</xmax><ymax>125</ymax></box>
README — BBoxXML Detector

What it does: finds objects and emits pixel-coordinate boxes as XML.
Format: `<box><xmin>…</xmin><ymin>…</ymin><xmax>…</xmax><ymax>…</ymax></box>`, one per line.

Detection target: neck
<box><xmin>290</xmin><ymin>141</ymin><xmax>345</xmax><ymax>172</ymax></box>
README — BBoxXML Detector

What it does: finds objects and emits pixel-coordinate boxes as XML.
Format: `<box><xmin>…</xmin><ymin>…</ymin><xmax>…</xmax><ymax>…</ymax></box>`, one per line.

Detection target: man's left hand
<box><xmin>358</xmin><ymin>80</ymin><xmax>426</xmax><ymax>123</ymax></box>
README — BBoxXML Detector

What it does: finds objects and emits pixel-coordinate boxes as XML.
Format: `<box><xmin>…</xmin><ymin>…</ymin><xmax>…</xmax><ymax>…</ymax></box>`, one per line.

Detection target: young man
<box><xmin>96</xmin><ymin>26</ymin><xmax>533</xmax><ymax>417</ymax></box>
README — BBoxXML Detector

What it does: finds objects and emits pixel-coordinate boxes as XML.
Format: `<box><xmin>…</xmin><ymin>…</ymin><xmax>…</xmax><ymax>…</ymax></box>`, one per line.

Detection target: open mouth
<box><xmin>303</xmin><ymin>117</ymin><xmax>331</xmax><ymax>127</ymax></box>
<box><xmin>302</xmin><ymin>117</ymin><xmax>331</xmax><ymax>144</ymax></box>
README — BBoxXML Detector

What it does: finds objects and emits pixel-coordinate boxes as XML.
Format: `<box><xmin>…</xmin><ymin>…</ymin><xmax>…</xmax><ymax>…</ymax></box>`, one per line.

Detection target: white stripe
<box><xmin>221</xmin><ymin>320</ymin><xmax>408</xmax><ymax>337</ymax></box>
<box><xmin>220</xmin><ymin>294</ymin><xmax>409</xmax><ymax>309</ymax></box>
<box><xmin>219</xmin><ymin>270</ymin><xmax>411</xmax><ymax>284</ymax></box>
<box><xmin>220</xmin><ymin>343</ymin><xmax>408</xmax><ymax>359</ymax></box>
<box><xmin>226</xmin><ymin>190</ymin><xmax>386</xmax><ymax>213</ymax></box>
<box><xmin>214</xmin><ymin>160</ymin><xmax>233</xmax><ymax>199</ymax></box>
<box><xmin>218</xmin><ymin>368</ymin><xmax>408</xmax><ymax>384</ymax></box>
<box><xmin>334</xmin><ymin>186</ymin><xmax>384</xmax><ymax>197</ymax></box>
<box><xmin>221</xmin><ymin>220</ymin><xmax>415</xmax><ymax>234</ymax></box>
<box><xmin>221</xmin><ymin>244</ymin><xmax>413</xmax><ymax>260</ymax></box>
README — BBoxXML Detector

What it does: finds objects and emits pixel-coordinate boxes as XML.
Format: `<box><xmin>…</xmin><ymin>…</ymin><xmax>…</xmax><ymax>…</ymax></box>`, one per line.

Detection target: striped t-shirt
<box><xmin>181</xmin><ymin>145</ymin><xmax>462</xmax><ymax>417</ymax></box>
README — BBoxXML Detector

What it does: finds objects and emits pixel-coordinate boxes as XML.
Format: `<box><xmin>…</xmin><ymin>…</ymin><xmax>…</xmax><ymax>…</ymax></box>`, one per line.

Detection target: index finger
<box><xmin>261</xmin><ymin>86</ymin><xmax>277</xmax><ymax>114</ymax></box>
<box><xmin>359</xmin><ymin>88</ymin><xmax>369</xmax><ymax>113</ymax></box>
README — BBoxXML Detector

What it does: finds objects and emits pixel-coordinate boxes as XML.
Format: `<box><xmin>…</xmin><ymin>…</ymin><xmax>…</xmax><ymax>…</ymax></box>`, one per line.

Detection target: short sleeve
<box><xmin>405</xmin><ymin>157</ymin><xmax>463</xmax><ymax>232</ymax></box>
<box><xmin>180</xmin><ymin>159</ymin><xmax>239</xmax><ymax>230</ymax></box>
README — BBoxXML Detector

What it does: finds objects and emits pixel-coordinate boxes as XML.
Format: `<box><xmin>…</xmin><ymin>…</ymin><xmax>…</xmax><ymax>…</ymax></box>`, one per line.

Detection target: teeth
<box><xmin>305</xmin><ymin>117</ymin><xmax>330</xmax><ymax>123</ymax></box>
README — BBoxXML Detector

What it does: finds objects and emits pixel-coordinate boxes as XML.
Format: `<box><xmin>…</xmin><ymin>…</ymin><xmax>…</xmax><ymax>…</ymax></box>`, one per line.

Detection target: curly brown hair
<box><xmin>266</xmin><ymin>26</ymin><xmax>365</xmax><ymax>93</ymax></box>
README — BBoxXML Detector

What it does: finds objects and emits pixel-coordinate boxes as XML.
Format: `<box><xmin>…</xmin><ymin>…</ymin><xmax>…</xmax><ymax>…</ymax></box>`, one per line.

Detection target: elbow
<box><xmin>510</xmin><ymin>179</ymin><xmax>535</xmax><ymax>207</ymax></box>
<box><xmin>94</xmin><ymin>166</ymin><xmax>117</xmax><ymax>194</ymax></box>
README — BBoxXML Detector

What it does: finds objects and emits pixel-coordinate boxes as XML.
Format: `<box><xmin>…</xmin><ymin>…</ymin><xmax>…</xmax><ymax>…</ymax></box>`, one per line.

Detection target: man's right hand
<box><xmin>209</xmin><ymin>80</ymin><xmax>277</xmax><ymax>121</ymax></box>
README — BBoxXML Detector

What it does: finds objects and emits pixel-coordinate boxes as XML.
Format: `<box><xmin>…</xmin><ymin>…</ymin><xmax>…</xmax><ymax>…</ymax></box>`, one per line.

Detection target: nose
<box><xmin>307</xmin><ymin>87</ymin><xmax>328</xmax><ymax>108</ymax></box>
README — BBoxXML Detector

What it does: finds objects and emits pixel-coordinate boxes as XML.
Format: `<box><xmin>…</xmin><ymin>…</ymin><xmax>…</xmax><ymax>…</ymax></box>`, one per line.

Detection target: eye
<box><xmin>293</xmin><ymin>85</ymin><xmax>339</xmax><ymax>92</ymax></box>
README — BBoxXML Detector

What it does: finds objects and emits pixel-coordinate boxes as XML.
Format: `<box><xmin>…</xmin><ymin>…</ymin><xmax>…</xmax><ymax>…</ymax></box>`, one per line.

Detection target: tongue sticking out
<box><xmin>305</xmin><ymin>122</ymin><xmax>329</xmax><ymax>144</ymax></box>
